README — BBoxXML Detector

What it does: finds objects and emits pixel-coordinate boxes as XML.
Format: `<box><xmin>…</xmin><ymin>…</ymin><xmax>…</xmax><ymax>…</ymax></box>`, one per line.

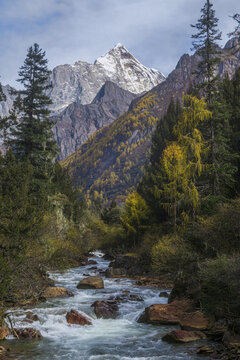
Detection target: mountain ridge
<box><xmin>62</xmin><ymin>38</ymin><xmax>240</xmax><ymax>203</ymax></box>
<box><xmin>52</xmin><ymin>81</ymin><xmax>138</xmax><ymax>160</ymax></box>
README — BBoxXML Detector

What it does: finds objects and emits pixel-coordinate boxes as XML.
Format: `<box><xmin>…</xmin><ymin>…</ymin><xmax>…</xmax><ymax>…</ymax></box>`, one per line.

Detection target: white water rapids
<box><xmin>4</xmin><ymin>251</ymin><xmax>210</xmax><ymax>359</ymax></box>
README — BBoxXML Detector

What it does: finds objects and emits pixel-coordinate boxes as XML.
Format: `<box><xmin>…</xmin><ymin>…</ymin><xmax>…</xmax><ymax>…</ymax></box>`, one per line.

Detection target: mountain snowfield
<box><xmin>48</xmin><ymin>43</ymin><xmax>165</xmax><ymax>113</ymax></box>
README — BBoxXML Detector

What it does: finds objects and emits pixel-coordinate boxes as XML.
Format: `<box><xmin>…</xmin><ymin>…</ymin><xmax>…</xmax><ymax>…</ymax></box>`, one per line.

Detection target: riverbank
<box><xmin>0</xmin><ymin>252</ymin><xmax>213</xmax><ymax>360</ymax></box>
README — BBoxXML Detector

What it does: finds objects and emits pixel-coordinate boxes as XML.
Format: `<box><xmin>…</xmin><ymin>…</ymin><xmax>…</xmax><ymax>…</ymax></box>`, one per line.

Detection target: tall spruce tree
<box><xmin>3</xmin><ymin>44</ymin><xmax>58</xmax><ymax>185</ymax></box>
<box><xmin>191</xmin><ymin>0</ymin><xmax>229</xmax><ymax>196</ymax></box>
<box><xmin>191</xmin><ymin>0</ymin><xmax>222</xmax><ymax>102</ymax></box>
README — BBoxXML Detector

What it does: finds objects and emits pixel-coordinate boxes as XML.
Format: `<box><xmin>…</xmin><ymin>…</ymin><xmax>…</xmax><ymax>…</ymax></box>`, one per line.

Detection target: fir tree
<box><xmin>230</xmin><ymin>68</ymin><xmax>240</xmax><ymax>194</ymax></box>
<box><xmin>191</xmin><ymin>0</ymin><xmax>222</xmax><ymax>102</ymax></box>
<box><xmin>191</xmin><ymin>0</ymin><xmax>223</xmax><ymax>195</ymax></box>
<box><xmin>3</xmin><ymin>44</ymin><xmax>58</xmax><ymax>185</ymax></box>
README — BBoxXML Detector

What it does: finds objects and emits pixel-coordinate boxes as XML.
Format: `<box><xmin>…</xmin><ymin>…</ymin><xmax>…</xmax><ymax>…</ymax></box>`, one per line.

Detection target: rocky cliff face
<box><xmin>0</xmin><ymin>85</ymin><xmax>15</xmax><ymax>117</ymax></box>
<box><xmin>48</xmin><ymin>43</ymin><xmax>165</xmax><ymax>113</ymax></box>
<box><xmin>62</xmin><ymin>39</ymin><xmax>240</xmax><ymax>203</ymax></box>
<box><xmin>52</xmin><ymin>81</ymin><xmax>137</xmax><ymax>160</ymax></box>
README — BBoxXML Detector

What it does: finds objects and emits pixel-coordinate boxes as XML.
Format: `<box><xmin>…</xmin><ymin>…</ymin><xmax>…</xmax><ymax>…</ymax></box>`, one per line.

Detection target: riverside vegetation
<box><xmin>0</xmin><ymin>1</ymin><xmax>240</xmax><ymax>359</ymax></box>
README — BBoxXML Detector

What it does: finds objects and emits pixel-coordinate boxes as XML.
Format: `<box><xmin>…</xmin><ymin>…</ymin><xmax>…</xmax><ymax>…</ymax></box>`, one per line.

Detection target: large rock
<box><xmin>0</xmin><ymin>321</ymin><xmax>10</xmax><ymax>340</ymax></box>
<box><xmin>77</xmin><ymin>276</ymin><xmax>104</xmax><ymax>289</ymax></box>
<box><xmin>223</xmin><ymin>331</ymin><xmax>240</xmax><ymax>349</ymax></box>
<box><xmin>138</xmin><ymin>300</ymin><xmax>210</xmax><ymax>330</ymax></box>
<box><xmin>14</xmin><ymin>328</ymin><xmax>42</xmax><ymax>339</ymax></box>
<box><xmin>66</xmin><ymin>310</ymin><xmax>92</xmax><ymax>326</ymax></box>
<box><xmin>162</xmin><ymin>329</ymin><xmax>206</xmax><ymax>343</ymax></box>
<box><xmin>105</xmin><ymin>267</ymin><xmax>126</xmax><ymax>278</ymax></box>
<box><xmin>180</xmin><ymin>311</ymin><xmax>210</xmax><ymax>331</ymax></box>
<box><xmin>91</xmin><ymin>300</ymin><xmax>119</xmax><ymax>319</ymax></box>
<box><xmin>108</xmin><ymin>293</ymin><xmax>144</xmax><ymax>303</ymax></box>
<box><xmin>42</xmin><ymin>286</ymin><xmax>73</xmax><ymax>298</ymax></box>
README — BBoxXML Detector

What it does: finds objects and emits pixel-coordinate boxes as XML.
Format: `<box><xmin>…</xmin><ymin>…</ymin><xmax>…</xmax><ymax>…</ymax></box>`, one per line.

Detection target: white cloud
<box><xmin>0</xmin><ymin>0</ymin><xmax>238</xmax><ymax>87</ymax></box>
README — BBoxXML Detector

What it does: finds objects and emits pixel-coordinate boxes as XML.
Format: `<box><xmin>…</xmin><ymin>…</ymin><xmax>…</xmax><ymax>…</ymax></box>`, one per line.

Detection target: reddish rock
<box><xmin>14</xmin><ymin>328</ymin><xmax>42</xmax><ymax>339</ymax></box>
<box><xmin>91</xmin><ymin>300</ymin><xmax>119</xmax><ymax>319</ymax></box>
<box><xmin>0</xmin><ymin>322</ymin><xmax>10</xmax><ymax>340</ymax></box>
<box><xmin>66</xmin><ymin>310</ymin><xmax>92</xmax><ymax>325</ymax></box>
<box><xmin>0</xmin><ymin>346</ymin><xmax>7</xmax><ymax>352</ymax></box>
<box><xmin>138</xmin><ymin>300</ymin><xmax>209</xmax><ymax>329</ymax></box>
<box><xmin>180</xmin><ymin>311</ymin><xmax>210</xmax><ymax>331</ymax></box>
<box><xmin>77</xmin><ymin>276</ymin><xmax>104</xmax><ymax>289</ymax></box>
<box><xmin>162</xmin><ymin>329</ymin><xmax>206</xmax><ymax>343</ymax></box>
<box><xmin>42</xmin><ymin>286</ymin><xmax>73</xmax><ymax>298</ymax></box>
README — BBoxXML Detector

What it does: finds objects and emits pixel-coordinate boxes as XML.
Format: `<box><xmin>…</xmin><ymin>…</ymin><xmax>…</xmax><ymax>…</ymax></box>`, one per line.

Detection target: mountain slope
<box><xmin>51</xmin><ymin>81</ymin><xmax>137</xmax><ymax>160</ymax></box>
<box><xmin>48</xmin><ymin>43</ymin><xmax>165</xmax><ymax>113</ymax></box>
<box><xmin>62</xmin><ymin>39</ymin><xmax>240</xmax><ymax>203</ymax></box>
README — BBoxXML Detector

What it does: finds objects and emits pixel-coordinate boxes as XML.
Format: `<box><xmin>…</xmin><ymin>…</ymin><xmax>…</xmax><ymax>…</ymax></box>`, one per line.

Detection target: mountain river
<box><xmin>3</xmin><ymin>252</ymin><xmax>211</xmax><ymax>359</ymax></box>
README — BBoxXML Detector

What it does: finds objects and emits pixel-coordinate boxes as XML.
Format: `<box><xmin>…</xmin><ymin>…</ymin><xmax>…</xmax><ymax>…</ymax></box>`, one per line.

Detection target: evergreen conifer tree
<box><xmin>191</xmin><ymin>0</ymin><xmax>229</xmax><ymax>196</ymax></box>
<box><xmin>3</xmin><ymin>44</ymin><xmax>58</xmax><ymax>186</ymax></box>
<box><xmin>191</xmin><ymin>0</ymin><xmax>222</xmax><ymax>102</ymax></box>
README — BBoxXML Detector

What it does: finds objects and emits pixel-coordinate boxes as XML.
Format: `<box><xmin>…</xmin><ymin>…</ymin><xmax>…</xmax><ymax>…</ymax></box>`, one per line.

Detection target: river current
<box><xmin>3</xmin><ymin>251</ymin><xmax>210</xmax><ymax>359</ymax></box>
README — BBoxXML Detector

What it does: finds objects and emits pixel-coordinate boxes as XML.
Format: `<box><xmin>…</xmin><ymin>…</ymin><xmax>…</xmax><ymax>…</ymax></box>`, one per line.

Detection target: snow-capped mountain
<box><xmin>48</xmin><ymin>43</ymin><xmax>165</xmax><ymax>113</ymax></box>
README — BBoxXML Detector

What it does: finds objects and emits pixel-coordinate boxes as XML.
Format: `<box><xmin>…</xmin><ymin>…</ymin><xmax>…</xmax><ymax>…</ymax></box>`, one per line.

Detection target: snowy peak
<box><xmin>95</xmin><ymin>44</ymin><xmax>165</xmax><ymax>94</ymax></box>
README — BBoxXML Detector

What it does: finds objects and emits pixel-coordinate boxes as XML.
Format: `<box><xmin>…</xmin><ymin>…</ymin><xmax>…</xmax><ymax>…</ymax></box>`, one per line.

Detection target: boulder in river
<box><xmin>105</xmin><ymin>267</ymin><xmax>125</xmax><ymax>278</ymax></box>
<box><xmin>42</xmin><ymin>286</ymin><xmax>73</xmax><ymax>298</ymax></box>
<box><xmin>66</xmin><ymin>310</ymin><xmax>92</xmax><ymax>325</ymax></box>
<box><xmin>162</xmin><ymin>329</ymin><xmax>207</xmax><ymax>343</ymax></box>
<box><xmin>25</xmin><ymin>312</ymin><xmax>40</xmax><ymax>322</ymax></box>
<box><xmin>159</xmin><ymin>291</ymin><xmax>169</xmax><ymax>298</ymax></box>
<box><xmin>14</xmin><ymin>327</ymin><xmax>42</xmax><ymax>339</ymax></box>
<box><xmin>92</xmin><ymin>300</ymin><xmax>119</xmax><ymax>319</ymax></box>
<box><xmin>77</xmin><ymin>276</ymin><xmax>104</xmax><ymax>289</ymax></box>
<box><xmin>109</xmin><ymin>293</ymin><xmax>143</xmax><ymax>303</ymax></box>
<box><xmin>87</xmin><ymin>260</ymin><xmax>97</xmax><ymax>265</ymax></box>
<box><xmin>138</xmin><ymin>300</ymin><xmax>210</xmax><ymax>330</ymax></box>
<box><xmin>0</xmin><ymin>321</ymin><xmax>10</xmax><ymax>340</ymax></box>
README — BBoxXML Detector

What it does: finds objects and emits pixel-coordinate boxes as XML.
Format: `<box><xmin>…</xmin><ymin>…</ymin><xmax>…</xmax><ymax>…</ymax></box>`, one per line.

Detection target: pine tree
<box><xmin>3</xmin><ymin>44</ymin><xmax>58</xmax><ymax>185</ymax></box>
<box><xmin>191</xmin><ymin>0</ymin><xmax>222</xmax><ymax>195</ymax></box>
<box><xmin>191</xmin><ymin>0</ymin><xmax>222</xmax><ymax>102</ymax></box>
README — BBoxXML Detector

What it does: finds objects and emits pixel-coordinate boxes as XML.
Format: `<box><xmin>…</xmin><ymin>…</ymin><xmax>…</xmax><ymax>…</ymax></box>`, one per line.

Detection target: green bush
<box><xmin>185</xmin><ymin>199</ymin><xmax>240</xmax><ymax>256</ymax></box>
<box><xmin>151</xmin><ymin>233</ymin><xmax>196</xmax><ymax>274</ymax></box>
<box><xmin>200</xmin><ymin>256</ymin><xmax>240</xmax><ymax>323</ymax></box>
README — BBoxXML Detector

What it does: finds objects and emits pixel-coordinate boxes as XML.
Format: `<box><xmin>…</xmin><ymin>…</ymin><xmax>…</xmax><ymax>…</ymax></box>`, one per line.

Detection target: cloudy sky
<box><xmin>0</xmin><ymin>0</ymin><xmax>239</xmax><ymax>87</ymax></box>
